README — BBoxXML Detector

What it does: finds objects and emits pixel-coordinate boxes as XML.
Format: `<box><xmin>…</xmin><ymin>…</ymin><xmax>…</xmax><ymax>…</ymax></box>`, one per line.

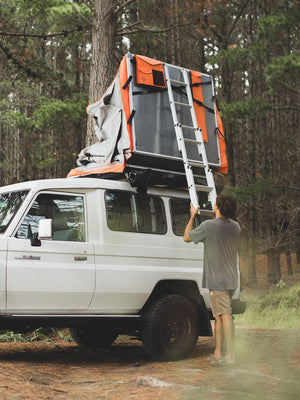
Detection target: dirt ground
<box><xmin>0</xmin><ymin>327</ymin><xmax>299</xmax><ymax>400</ymax></box>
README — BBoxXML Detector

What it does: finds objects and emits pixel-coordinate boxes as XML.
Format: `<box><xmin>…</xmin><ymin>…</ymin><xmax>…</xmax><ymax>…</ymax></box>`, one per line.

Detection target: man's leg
<box><xmin>213</xmin><ymin>314</ymin><xmax>223</xmax><ymax>361</ymax></box>
<box><xmin>209</xmin><ymin>290</ymin><xmax>224</xmax><ymax>362</ymax></box>
<box><xmin>221</xmin><ymin>313</ymin><xmax>235</xmax><ymax>364</ymax></box>
<box><xmin>209</xmin><ymin>290</ymin><xmax>236</xmax><ymax>364</ymax></box>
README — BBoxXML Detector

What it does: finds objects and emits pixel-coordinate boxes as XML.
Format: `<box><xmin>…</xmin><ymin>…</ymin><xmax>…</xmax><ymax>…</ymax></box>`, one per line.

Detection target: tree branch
<box><xmin>227</xmin><ymin>0</ymin><xmax>250</xmax><ymax>44</ymax></box>
<box><xmin>103</xmin><ymin>0</ymin><xmax>137</xmax><ymax>20</ymax></box>
<box><xmin>272</xmin><ymin>185</ymin><xmax>300</xmax><ymax>192</ymax></box>
<box><xmin>117</xmin><ymin>22</ymin><xmax>191</xmax><ymax>36</ymax></box>
<box><xmin>117</xmin><ymin>20</ymin><xmax>140</xmax><ymax>33</ymax></box>
<box><xmin>71</xmin><ymin>3</ymin><xmax>93</xmax><ymax>24</ymax></box>
<box><xmin>0</xmin><ymin>25</ymin><xmax>91</xmax><ymax>39</ymax></box>
<box><xmin>0</xmin><ymin>40</ymin><xmax>36</xmax><ymax>77</ymax></box>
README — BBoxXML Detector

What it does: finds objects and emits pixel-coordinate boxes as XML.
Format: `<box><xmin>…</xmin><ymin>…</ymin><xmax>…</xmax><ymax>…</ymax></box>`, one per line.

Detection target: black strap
<box><xmin>132</xmin><ymin>87</ymin><xmax>167</xmax><ymax>96</ymax></box>
<box><xmin>216</xmin><ymin>127</ymin><xmax>225</xmax><ymax>139</ymax></box>
<box><xmin>122</xmin><ymin>75</ymin><xmax>133</xmax><ymax>89</ymax></box>
<box><xmin>193</xmin><ymin>98</ymin><xmax>215</xmax><ymax>114</ymax></box>
<box><xmin>191</xmin><ymin>80</ymin><xmax>212</xmax><ymax>87</ymax></box>
<box><xmin>127</xmin><ymin>109</ymin><xmax>136</xmax><ymax>124</ymax></box>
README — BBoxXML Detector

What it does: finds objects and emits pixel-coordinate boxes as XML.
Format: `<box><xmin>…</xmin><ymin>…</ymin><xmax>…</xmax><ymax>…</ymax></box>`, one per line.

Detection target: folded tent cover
<box><xmin>67</xmin><ymin>53</ymin><xmax>228</xmax><ymax>183</ymax></box>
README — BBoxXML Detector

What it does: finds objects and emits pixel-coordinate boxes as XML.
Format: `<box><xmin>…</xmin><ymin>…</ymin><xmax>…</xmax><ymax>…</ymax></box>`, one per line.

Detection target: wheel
<box><xmin>69</xmin><ymin>328</ymin><xmax>118</xmax><ymax>348</ymax></box>
<box><xmin>141</xmin><ymin>294</ymin><xmax>199</xmax><ymax>361</ymax></box>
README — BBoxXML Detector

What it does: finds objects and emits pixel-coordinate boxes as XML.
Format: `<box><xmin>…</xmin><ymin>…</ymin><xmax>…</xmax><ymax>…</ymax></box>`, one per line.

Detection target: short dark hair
<box><xmin>216</xmin><ymin>194</ymin><xmax>237</xmax><ymax>219</ymax></box>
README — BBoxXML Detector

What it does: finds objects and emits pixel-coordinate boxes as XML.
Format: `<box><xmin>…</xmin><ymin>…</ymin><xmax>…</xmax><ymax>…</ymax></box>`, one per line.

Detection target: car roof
<box><xmin>0</xmin><ymin>177</ymin><xmax>190</xmax><ymax>199</ymax></box>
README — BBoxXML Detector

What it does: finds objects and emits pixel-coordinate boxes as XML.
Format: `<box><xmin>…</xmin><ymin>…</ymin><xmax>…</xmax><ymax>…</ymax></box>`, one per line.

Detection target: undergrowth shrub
<box><xmin>236</xmin><ymin>282</ymin><xmax>300</xmax><ymax>329</ymax></box>
<box><xmin>0</xmin><ymin>327</ymin><xmax>72</xmax><ymax>343</ymax></box>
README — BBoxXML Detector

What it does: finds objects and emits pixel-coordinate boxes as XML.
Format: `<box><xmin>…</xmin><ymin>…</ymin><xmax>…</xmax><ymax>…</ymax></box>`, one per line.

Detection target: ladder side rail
<box><xmin>210</xmin><ymin>76</ymin><xmax>222</xmax><ymax>167</ymax></box>
<box><xmin>182</xmin><ymin>69</ymin><xmax>217</xmax><ymax>206</ymax></box>
<box><xmin>164</xmin><ymin>65</ymin><xmax>199</xmax><ymax>209</ymax></box>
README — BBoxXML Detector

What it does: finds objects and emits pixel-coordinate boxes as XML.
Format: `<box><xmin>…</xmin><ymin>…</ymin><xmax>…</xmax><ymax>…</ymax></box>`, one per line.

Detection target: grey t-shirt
<box><xmin>189</xmin><ymin>217</ymin><xmax>240</xmax><ymax>290</ymax></box>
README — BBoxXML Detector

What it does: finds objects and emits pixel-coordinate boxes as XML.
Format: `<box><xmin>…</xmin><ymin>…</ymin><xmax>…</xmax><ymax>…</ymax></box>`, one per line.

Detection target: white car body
<box><xmin>0</xmin><ymin>177</ymin><xmax>244</xmax><ymax>360</ymax></box>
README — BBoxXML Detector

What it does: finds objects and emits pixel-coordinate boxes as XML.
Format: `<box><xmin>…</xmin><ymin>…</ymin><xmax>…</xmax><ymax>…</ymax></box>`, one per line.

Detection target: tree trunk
<box><xmin>86</xmin><ymin>0</ymin><xmax>118</xmax><ymax>146</ymax></box>
<box><xmin>286</xmin><ymin>251</ymin><xmax>293</xmax><ymax>276</ymax></box>
<box><xmin>267</xmin><ymin>248</ymin><xmax>281</xmax><ymax>284</ymax></box>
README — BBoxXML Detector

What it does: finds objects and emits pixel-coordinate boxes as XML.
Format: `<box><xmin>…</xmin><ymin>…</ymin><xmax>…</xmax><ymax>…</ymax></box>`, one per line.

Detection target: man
<box><xmin>183</xmin><ymin>194</ymin><xmax>240</xmax><ymax>365</ymax></box>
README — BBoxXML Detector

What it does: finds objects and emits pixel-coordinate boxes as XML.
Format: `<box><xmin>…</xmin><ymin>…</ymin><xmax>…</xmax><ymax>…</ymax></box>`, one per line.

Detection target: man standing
<box><xmin>183</xmin><ymin>194</ymin><xmax>240</xmax><ymax>365</ymax></box>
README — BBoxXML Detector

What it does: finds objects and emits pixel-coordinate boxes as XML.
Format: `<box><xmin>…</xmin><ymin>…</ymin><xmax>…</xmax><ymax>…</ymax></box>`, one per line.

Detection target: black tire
<box><xmin>141</xmin><ymin>294</ymin><xmax>199</xmax><ymax>361</ymax></box>
<box><xmin>69</xmin><ymin>328</ymin><xmax>118</xmax><ymax>348</ymax></box>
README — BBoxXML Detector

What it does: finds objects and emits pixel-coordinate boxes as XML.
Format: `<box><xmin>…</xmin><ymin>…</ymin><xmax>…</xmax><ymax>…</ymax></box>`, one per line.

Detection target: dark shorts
<box><xmin>209</xmin><ymin>289</ymin><xmax>236</xmax><ymax>317</ymax></box>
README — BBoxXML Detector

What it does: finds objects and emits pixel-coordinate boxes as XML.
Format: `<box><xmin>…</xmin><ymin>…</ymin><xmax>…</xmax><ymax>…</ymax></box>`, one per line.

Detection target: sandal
<box><xmin>207</xmin><ymin>355</ymin><xmax>224</xmax><ymax>365</ymax></box>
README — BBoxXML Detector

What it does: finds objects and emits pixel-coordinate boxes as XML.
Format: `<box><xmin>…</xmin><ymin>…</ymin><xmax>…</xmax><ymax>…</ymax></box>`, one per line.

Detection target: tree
<box><xmin>0</xmin><ymin>0</ymin><xmax>91</xmax><ymax>183</ymax></box>
<box><xmin>218</xmin><ymin>0</ymin><xmax>300</xmax><ymax>284</ymax></box>
<box><xmin>86</xmin><ymin>0</ymin><xmax>120</xmax><ymax>144</ymax></box>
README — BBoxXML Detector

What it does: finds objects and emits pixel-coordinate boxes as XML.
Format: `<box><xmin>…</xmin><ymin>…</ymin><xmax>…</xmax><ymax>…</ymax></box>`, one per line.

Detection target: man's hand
<box><xmin>190</xmin><ymin>203</ymin><xmax>200</xmax><ymax>217</ymax></box>
<box><xmin>183</xmin><ymin>203</ymin><xmax>199</xmax><ymax>243</ymax></box>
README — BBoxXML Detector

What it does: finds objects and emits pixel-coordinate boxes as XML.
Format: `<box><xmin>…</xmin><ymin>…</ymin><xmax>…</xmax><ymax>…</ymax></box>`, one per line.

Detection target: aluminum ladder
<box><xmin>164</xmin><ymin>64</ymin><xmax>217</xmax><ymax>214</ymax></box>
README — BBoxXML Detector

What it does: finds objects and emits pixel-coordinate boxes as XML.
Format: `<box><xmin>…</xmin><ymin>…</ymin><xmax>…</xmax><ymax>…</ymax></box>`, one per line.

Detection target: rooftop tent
<box><xmin>67</xmin><ymin>53</ymin><xmax>228</xmax><ymax>185</ymax></box>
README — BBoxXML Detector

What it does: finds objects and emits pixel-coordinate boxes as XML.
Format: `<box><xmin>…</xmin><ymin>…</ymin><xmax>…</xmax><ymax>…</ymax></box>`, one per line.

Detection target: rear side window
<box><xmin>170</xmin><ymin>198</ymin><xmax>212</xmax><ymax>236</ymax></box>
<box><xmin>105</xmin><ymin>190</ymin><xmax>166</xmax><ymax>234</ymax></box>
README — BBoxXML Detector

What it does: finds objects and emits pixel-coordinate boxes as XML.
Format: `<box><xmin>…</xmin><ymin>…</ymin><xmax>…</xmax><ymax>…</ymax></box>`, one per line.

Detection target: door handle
<box><xmin>74</xmin><ymin>256</ymin><xmax>87</xmax><ymax>261</ymax></box>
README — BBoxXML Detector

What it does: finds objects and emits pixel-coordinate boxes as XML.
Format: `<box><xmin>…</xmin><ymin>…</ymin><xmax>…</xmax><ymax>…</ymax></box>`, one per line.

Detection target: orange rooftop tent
<box><xmin>68</xmin><ymin>53</ymin><xmax>228</xmax><ymax>188</ymax></box>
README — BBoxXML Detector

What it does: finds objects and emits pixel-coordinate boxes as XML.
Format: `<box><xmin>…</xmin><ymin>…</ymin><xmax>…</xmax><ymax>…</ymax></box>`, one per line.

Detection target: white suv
<box><xmin>0</xmin><ymin>177</ymin><xmax>245</xmax><ymax>360</ymax></box>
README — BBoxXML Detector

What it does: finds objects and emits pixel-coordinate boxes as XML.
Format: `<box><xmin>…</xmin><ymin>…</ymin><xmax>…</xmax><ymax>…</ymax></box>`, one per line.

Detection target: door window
<box><xmin>170</xmin><ymin>198</ymin><xmax>212</xmax><ymax>236</ymax></box>
<box><xmin>16</xmin><ymin>193</ymin><xmax>85</xmax><ymax>241</ymax></box>
<box><xmin>0</xmin><ymin>191</ymin><xmax>28</xmax><ymax>234</ymax></box>
<box><xmin>105</xmin><ymin>190</ymin><xmax>166</xmax><ymax>234</ymax></box>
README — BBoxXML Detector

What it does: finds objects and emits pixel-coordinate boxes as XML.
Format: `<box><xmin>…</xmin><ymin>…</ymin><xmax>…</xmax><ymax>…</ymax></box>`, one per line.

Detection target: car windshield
<box><xmin>0</xmin><ymin>190</ymin><xmax>28</xmax><ymax>233</ymax></box>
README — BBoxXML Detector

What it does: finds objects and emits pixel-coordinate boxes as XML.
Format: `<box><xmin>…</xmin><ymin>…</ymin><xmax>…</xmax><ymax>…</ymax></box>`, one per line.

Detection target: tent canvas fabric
<box><xmin>67</xmin><ymin>53</ymin><xmax>228</xmax><ymax>180</ymax></box>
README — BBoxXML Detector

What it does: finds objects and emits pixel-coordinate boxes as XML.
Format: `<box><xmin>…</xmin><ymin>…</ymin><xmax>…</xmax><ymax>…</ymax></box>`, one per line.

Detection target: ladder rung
<box><xmin>199</xmin><ymin>209</ymin><xmax>215</xmax><ymax>217</ymax></box>
<box><xmin>170</xmin><ymin>79</ymin><xmax>187</xmax><ymax>87</ymax></box>
<box><xmin>195</xmin><ymin>184</ymin><xmax>213</xmax><ymax>192</ymax></box>
<box><xmin>181</xmin><ymin>124</ymin><xmax>196</xmax><ymax>131</ymax></box>
<box><xmin>183</xmin><ymin>138</ymin><xmax>202</xmax><ymax>145</ymax></box>
<box><xmin>188</xmin><ymin>161</ymin><xmax>206</xmax><ymax>168</ymax></box>
<box><xmin>174</xmin><ymin>101</ymin><xmax>191</xmax><ymax>108</ymax></box>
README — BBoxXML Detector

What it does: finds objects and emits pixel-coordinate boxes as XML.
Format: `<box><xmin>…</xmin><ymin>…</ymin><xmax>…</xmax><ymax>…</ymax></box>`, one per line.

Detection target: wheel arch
<box><xmin>141</xmin><ymin>279</ymin><xmax>212</xmax><ymax>337</ymax></box>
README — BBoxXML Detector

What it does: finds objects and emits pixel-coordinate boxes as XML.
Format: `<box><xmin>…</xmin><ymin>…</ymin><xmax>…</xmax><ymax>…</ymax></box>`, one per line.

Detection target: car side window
<box><xmin>170</xmin><ymin>198</ymin><xmax>211</xmax><ymax>236</ymax></box>
<box><xmin>16</xmin><ymin>193</ymin><xmax>85</xmax><ymax>242</ymax></box>
<box><xmin>105</xmin><ymin>190</ymin><xmax>166</xmax><ymax>234</ymax></box>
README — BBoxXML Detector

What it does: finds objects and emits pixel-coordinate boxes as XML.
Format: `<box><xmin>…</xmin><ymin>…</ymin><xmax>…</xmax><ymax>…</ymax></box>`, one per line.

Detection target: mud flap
<box><xmin>232</xmin><ymin>299</ymin><xmax>247</xmax><ymax>314</ymax></box>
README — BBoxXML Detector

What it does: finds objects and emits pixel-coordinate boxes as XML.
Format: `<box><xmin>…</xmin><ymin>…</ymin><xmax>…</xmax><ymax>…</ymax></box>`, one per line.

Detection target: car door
<box><xmin>6</xmin><ymin>191</ymin><xmax>95</xmax><ymax>312</ymax></box>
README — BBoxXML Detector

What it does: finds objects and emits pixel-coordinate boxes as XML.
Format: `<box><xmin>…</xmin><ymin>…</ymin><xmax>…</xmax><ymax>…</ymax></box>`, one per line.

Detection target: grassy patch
<box><xmin>0</xmin><ymin>327</ymin><xmax>72</xmax><ymax>343</ymax></box>
<box><xmin>235</xmin><ymin>282</ymin><xmax>300</xmax><ymax>329</ymax></box>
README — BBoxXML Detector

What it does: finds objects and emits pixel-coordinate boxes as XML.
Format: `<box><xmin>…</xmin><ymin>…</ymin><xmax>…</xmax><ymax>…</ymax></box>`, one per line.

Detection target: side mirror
<box><xmin>31</xmin><ymin>219</ymin><xmax>52</xmax><ymax>246</ymax></box>
<box><xmin>38</xmin><ymin>219</ymin><xmax>53</xmax><ymax>239</ymax></box>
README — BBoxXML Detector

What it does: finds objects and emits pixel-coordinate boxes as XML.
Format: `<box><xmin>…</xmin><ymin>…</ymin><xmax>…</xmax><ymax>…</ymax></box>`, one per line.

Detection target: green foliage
<box><xmin>265</xmin><ymin>54</ymin><xmax>300</xmax><ymax>88</ymax></box>
<box><xmin>257</xmin><ymin>8</ymin><xmax>300</xmax><ymax>41</ymax></box>
<box><xmin>225</xmin><ymin>178</ymin><xmax>275</xmax><ymax>204</ymax></box>
<box><xmin>33</xmin><ymin>94</ymin><xmax>88</xmax><ymax>129</ymax></box>
<box><xmin>0</xmin><ymin>110</ymin><xmax>34</xmax><ymax>132</ymax></box>
<box><xmin>47</xmin><ymin>1</ymin><xmax>92</xmax><ymax>25</ymax></box>
<box><xmin>236</xmin><ymin>283</ymin><xmax>300</xmax><ymax>329</ymax></box>
<box><xmin>221</xmin><ymin>99</ymin><xmax>271</xmax><ymax>123</ymax></box>
<box><xmin>211</xmin><ymin>46</ymin><xmax>249</xmax><ymax>69</ymax></box>
<box><xmin>0</xmin><ymin>330</ymin><xmax>25</xmax><ymax>342</ymax></box>
<box><xmin>0</xmin><ymin>327</ymin><xmax>72</xmax><ymax>343</ymax></box>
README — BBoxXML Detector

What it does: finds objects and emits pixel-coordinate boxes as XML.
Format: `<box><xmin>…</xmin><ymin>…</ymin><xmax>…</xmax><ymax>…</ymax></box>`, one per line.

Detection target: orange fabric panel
<box><xmin>215</xmin><ymin>104</ymin><xmax>228</xmax><ymax>174</ymax></box>
<box><xmin>67</xmin><ymin>163</ymin><xmax>126</xmax><ymax>178</ymax></box>
<box><xmin>119</xmin><ymin>55</ymin><xmax>134</xmax><ymax>152</ymax></box>
<box><xmin>135</xmin><ymin>55</ymin><xmax>166</xmax><ymax>88</ymax></box>
<box><xmin>190</xmin><ymin>70</ymin><xmax>208</xmax><ymax>142</ymax></box>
